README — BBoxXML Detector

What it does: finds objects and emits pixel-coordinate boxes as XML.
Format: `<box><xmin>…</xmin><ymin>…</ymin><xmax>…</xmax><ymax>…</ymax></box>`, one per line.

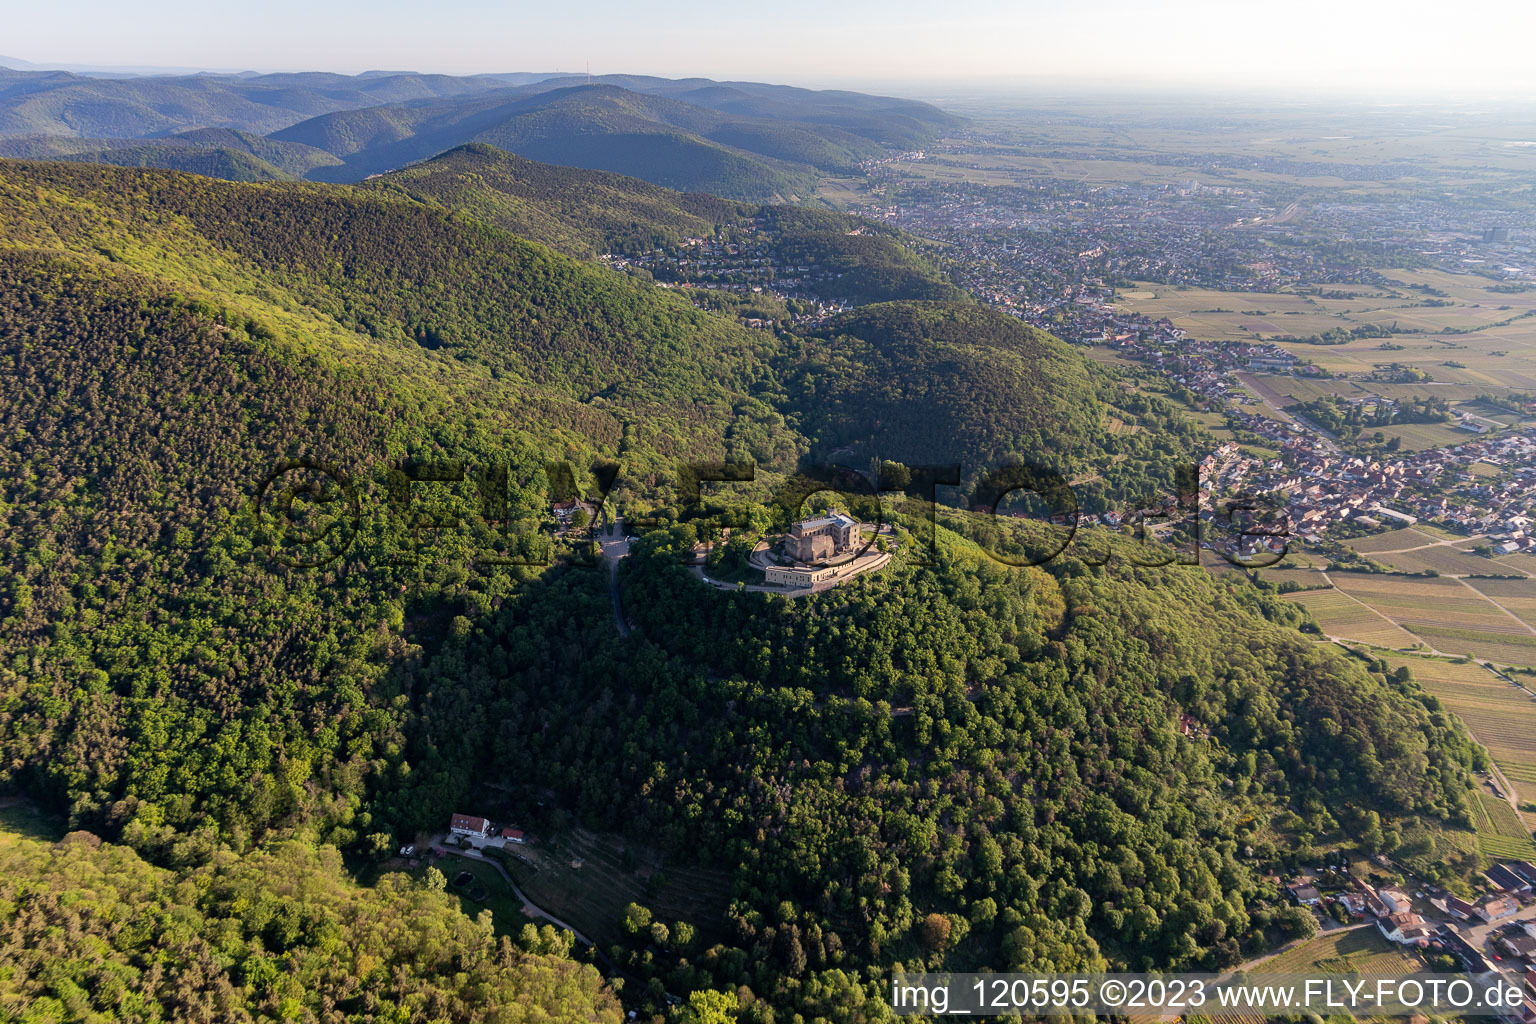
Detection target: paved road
<box><xmin>1447</xmin><ymin>905</ymin><xmax>1536</xmax><ymax>994</ymax></box>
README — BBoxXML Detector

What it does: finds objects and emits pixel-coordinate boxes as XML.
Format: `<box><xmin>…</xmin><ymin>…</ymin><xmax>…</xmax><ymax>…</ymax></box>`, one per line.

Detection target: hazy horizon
<box><xmin>4</xmin><ymin>0</ymin><xmax>1533</xmax><ymax>99</ymax></box>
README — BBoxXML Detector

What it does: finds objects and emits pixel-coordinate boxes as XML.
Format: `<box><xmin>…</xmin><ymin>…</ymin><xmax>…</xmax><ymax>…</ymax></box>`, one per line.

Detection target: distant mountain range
<box><xmin>0</xmin><ymin>68</ymin><xmax>960</xmax><ymax>200</ymax></box>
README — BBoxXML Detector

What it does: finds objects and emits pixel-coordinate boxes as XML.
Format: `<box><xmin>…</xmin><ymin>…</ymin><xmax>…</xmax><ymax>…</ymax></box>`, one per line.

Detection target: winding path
<box><xmin>434</xmin><ymin>840</ymin><xmax>595</xmax><ymax>946</ymax></box>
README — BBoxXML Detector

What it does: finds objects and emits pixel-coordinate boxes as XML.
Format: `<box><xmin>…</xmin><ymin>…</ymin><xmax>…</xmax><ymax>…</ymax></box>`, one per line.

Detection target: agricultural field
<box><xmin>1468</xmin><ymin>577</ymin><xmax>1536</xmax><ymax>632</ymax></box>
<box><xmin>1365</xmin><ymin>381</ymin><xmax>1516</xmax><ymax>404</ymax></box>
<box><xmin>1462</xmin><ymin>399</ymin><xmax>1527</xmax><ymax>426</ymax></box>
<box><xmin>1285</xmin><ymin>587</ymin><xmax>1419</xmax><ymax>648</ymax></box>
<box><xmin>505</xmin><ymin>828</ymin><xmax>733</xmax><ymax>949</ymax></box>
<box><xmin>1115</xmin><ymin>284</ymin><xmax>1356</xmax><ymax>342</ymax></box>
<box><xmin>1200</xmin><ymin>549</ymin><xmax>1246</xmax><ymax>577</ymax></box>
<box><xmin>1262</xmin><ymin>926</ymin><xmax>1423</xmax><ymax>976</ymax></box>
<box><xmin>1208</xmin><ymin>927</ymin><xmax>1425</xmax><ymax>1024</ymax></box>
<box><xmin>1114</xmin><ymin>269</ymin><xmax>1536</xmax><ymax>387</ymax></box>
<box><xmin>1348</xmin><ymin>528</ymin><xmax>1439</xmax><ymax>554</ymax></box>
<box><xmin>1327</xmin><ymin>573</ymin><xmax>1536</xmax><ymax>667</ymax></box>
<box><xmin>1385</xmin><ymin>653</ymin><xmax>1536</xmax><ymax>830</ymax></box>
<box><xmin>1257</xmin><ymin>566</ymin><xmax>1332</xmax><ymax>590</ymax></box>
<box><xmin>1496</xmin><ymin>552</ymin><xmax>1536</xmax><ymax>578</ymax></box>
<box><xmin>1412</xmin><ymin>626</ymin><xmax>1536</xmax><ymax>669</ymax></box>
<box><xmin>1273</xmin><ymin>548</ymin><xmax>1327</xmax><ymax>569</ymax></box>
<box><xmin>1469</xmin><ymin>460</ymin><xmax>1502</xmax><ymax>478</ymax></box>
<box><xmin>1371</xmin><ymin>544</ymin><xmax>1511</xmax><ymax>577</ymax></box>
<box><xmin>1081</xmin><ymin>343</ymin><xmax>1144</xmax><ymax>370</ymax></box>
<box><xmin>1470</xmin><ymin>791</ymin><xmax>1536</xmax><ymax>860</ymax></box>
<box><xmin>1244</xmin><ymin>374</ymin><xmax>1364</xmax><ymax>404</ymax></box>
<box><xmin>1370</xmin><ymin>420</ymin><xmax>1472</xmax><ymax>451</ymax></box>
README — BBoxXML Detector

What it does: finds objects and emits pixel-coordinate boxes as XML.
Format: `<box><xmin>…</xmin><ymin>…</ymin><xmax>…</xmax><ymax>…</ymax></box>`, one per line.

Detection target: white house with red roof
<box><xmin>450</xmin><ymin>813</ymin><xmax>489</xmax><ymax>838</ymax></box>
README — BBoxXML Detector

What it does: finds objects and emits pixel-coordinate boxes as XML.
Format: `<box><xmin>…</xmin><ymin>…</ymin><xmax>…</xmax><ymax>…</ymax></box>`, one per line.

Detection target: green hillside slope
<box><xmin>0</xmin><ymin>129</ymin><xmax>345</xmax><ymax>181</ymax></box>
<box><xmin>791</xmin><ymin>301</ymin><xmax>1105</xmax><ymax>471</ymax></box>
<box><xmin>277</xmin><ymin>85</ymin><xmax>827</xmax><ymax>198</ymax></box>
<box><xmin>364</xmin><ymin>143</ymin><xmax>749</xmax><ymax>257</ymax></box>
<box><xmin>361</xmin><ymin>143</ymin><xmax>961</xmax><ymax>307</ymax></box>
<box><xmin>63</xmin><ymin>144</ymin><xmax>292</xmax><ymax>181</ymax></box>
<box><xmin>167</xmin><ymin>127</ymin><xmax>347</xmax><ymax>176</ymax></box>
<box><xmin>788</xmin><ymin>301</ymin><xmax>1200</xmax><ymax>503</ymax></box>
<box><xmin>0</xmin><ymin>160</ymin><xmax>784</xmax><ymax>457</ymax></box>
<box><xmin>0</xmin><ymin>824</ymin><xmax>619</xmax><ymax>1022</ymax></box>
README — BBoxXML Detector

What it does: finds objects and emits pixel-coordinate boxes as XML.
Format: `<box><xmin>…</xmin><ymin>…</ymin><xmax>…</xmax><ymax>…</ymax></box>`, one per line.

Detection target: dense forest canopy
<box><xmin>0</xmin><ymin>823</ymin><xmax>620</xmax><ymax>1022</ymax></box>
<box><xmin>365</xmin><ymin>144</ymin><xmax>751</xmax><ymax>258</ymax></box>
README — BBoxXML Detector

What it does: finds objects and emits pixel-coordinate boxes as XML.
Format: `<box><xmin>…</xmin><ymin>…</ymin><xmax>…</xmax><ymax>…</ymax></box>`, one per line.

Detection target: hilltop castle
<box><xmin>783</xmin><ymin>510</ymin><xmax>862</xmax><ymax>563</ymax></box>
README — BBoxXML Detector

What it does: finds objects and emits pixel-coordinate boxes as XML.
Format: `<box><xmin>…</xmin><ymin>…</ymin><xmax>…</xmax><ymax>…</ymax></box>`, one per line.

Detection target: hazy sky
<box><xmin>3</xmin><ymin>0</ymin><xmax>1533</xmax><ymax>96</ymax></box>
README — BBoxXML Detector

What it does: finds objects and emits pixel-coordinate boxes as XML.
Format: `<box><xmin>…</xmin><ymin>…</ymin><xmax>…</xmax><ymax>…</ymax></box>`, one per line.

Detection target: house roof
<box><xmin>1443</xmin><ymin>894</ymin><xmax>1478</xmax><ymax>914</ymax></box>
<box><xmin>450</xmin><ymin>813</ymin><xmax>488</xmax><ymax>830</ymax></box>
<box><xmin>1489</xmin><ymin>863</ymin><xmax>1534</xmax><ymax>890</ymax></box>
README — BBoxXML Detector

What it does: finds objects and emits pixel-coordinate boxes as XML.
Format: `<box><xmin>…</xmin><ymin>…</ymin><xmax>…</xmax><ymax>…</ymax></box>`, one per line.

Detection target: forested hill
<box><xmin>364</xmin><ymin>143</ymin><xmax>752</xmax><ymax>257</ymax></box>
<box><xmin>792</xmin><ymin>301</ymin><xmax>1100</xmax><ymax>475</ymax></box>
<box><xmin>364</xmin><ymin>143</ymin><xmax>963</xmax><ymax>306</ymax></box>
<box><xmin>0</xmin><ymin>128</ymin><xmax>346</xmax><ymax>181</ymax></box>
<box><xmin>432</xmin><ymin>512</ymin><xmax>1481</xmax><ymax>1016</ymax></box>
<box><xmin>0</xmin><ymin>67</ymin><xmax>960</xmax><ymax>199</ymax></box>
<box><xmin>0</xmin><ymin>823</ymin><xmax>621</xmax><ymax>1021</ymax></box>
<box><xmin>270</xmin><ymin>84</ymin><xmax>844</xmax><ymax>197</ymax></box>
<box><xmin>0</xmin><ymin>159</ymin><xmax>797</xmax><ymax>476</ymax></box>
<box><xmin>787</xmin><ymin>301</ymin><xmax>1204</xmax><ymax>501</ymax></box>
<box><xmin>0</xmin><ymin>66</ymin><xmax>958</xmax><ymax>149</ymax></box>
<box><xmin>0</xmin><ymin>65</ymin><xmax>525</xmax><ymax>138</ymax></box>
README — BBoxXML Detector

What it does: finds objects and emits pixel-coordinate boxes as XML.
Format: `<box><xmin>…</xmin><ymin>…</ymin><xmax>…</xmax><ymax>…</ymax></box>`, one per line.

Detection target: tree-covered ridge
<box><xmin>789</xmin><ymin>301</ymin><xmax>1101</xmax><ymax>477</ymax></box>
<box><xmin>0</xmin><ymin>231</ymin><xmax>785</xmax><ymax>850</ymax></box>
<box><xmin>0</xmin><ymin>129</ymin><xmax>346</xmax><ymax>182</ymax></box>
<box><xmin>753</xmin><ymin>208</ymin><xmax>964</xmax><ymax>306</ymax></box>
<box><xmin>363</xmin><ymin>145</ymin><xmax>961</xmax><ymax>306</ymax></box>
<box><xmin>0</xmin><ymin>159</ymin><xmax>802</xmax><ymax>473</ymax></box>
<box><xmin>0</xmin><ymin>250</ymin><xmax>419</xmax><ymax>844</ymax></box>
<box><xmin>365</xmin><ymin>144</ymin><xmax>750</xmax><ymax>258</ymax></box>
<box><xmin>56</xmin><ymin>145</ymin><xmax>292</xmax><ymax>182</ymax></box>
<box><xmin>0</xmin><ymin>66</ymin><xmax>958</xmax><ymax>191</ymax></box>
<box><xmin>0</xmin><ymin>66</ymin><xmax>529</xmax><ymax>140</ymax></box>
<box><xmin>267</xmin><ymin>80</ymin><xmax>950</xmax><ymax>197</ymax></box>
<box><xmin>785</xmin><ymin>301</ymin><xmax>1202</xmax><ymax>504</ymax></box>
<box><xmin>269</xmin><ymin>87</ymin><xmax>812</xmax><ymax>198</ymax></box>
<box><xmin>0</xmin><ymin>826</ymin><xmax>620</xmax><ymax>1022</ymax></box>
